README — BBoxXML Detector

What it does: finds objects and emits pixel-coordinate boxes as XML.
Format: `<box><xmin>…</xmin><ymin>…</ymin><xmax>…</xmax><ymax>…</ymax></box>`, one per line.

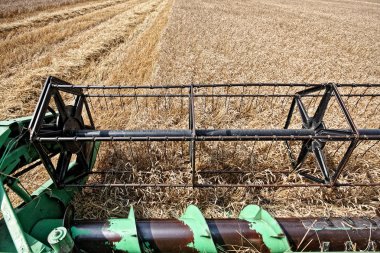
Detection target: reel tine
<box><xmin>83</xmin><ymin>85</ymin><xmax>95</xmax><ymax>111</ymax></box>
<box><xmin>148</xmin><ymin>140</ymin><xmax>154</xmax><ymax>166</ymax></box>
<box><xmin>211</xmin><ymin>86</ymin><xmax>215</xmax><ymax>112</ymax></box>
<box><xmin>354</xmin><ymin>86</ymin><xmax>370</xmax><ymax>108</ymax></box>
<box><xmin>134</xmin><ymin>86</ymin><xmax>139</xmax><ymax>112</ymax></box>
<box><xmin>118</xmin><ymin>86</ymin><xmax>125</xmax><ymax>112</ymax></box>
<box><xmin>345</xmin><ymin>86</ymin><xmax>354</xmax><ymax>104</ymax></box>
<box><xmin>181</xmin><ymin>87</ymin><xmax>184</xmax><ymax>112</ymax></box>
<box><xmin>232</xmin><ymin>141</ymin><xmax>238</xmax><ymax>158</ymax></box>
<box><xmin>270</xmin><ymin>86</ymin><xmax>276</xmax><ymax>125</ymax></box>
<box><xmin>239</xmin><ymin>85</ymin><xmax>246</xmax><ymax>114</ymax></box>
<box><xmin>168</xmin><ymin>89</ymin><xmax>172</xmax><ymax>112</ymax></box>
<box><xmin>363</xmin><ymin>92</ymin><xmax>374</xmax><ymax>114</ymax></box>
<box><xmin>102</xmin><ymin>87</ymin><xmax>109</xmax><ymax>110</ymax></box>
<box><xmin>255</xmin><ymin>86</ymin><xmax>261</xmax><ymax>110</ymax></box>
<box><xmin>128</xmin><ymin>141</ymin><xmax>135</xmax><ymax>163</ymax></box>
<box><xmin>163</xmin><ymin>88</ymin><xmax>167</xmax><ymax>111</ymax></box>
<box><xmin>264</xmin><ymin>140</ymin><xmax>274</xmax><ymax>161</ymax></box>
<box><xmin>203</xmin><ymin>94</ymin><xmax>207</xmax><ymax>123</ymax></box>
<box><xmin>310</xmin><ymin>90</ymin><xmax>321</xmax><ymax>113</ymax></box>
<box><xmin>360</xmin><ymin>140</ymin><xmax>380</xmax><ymax>158</ymax></box>
<box><xmin>331</xmin><ymin>141</ymin><xmax>346</xmax><ymax>158</ymax></box>
<box><xmin>225</xmin><ymin>85</ymin><xmax>230</xmax><ymax>113</ymax></box>
<box><xmin>246</xmin><ymin>91</ymin><xmax>253</xmax><ymax>114</ymax></box>
<box><xmin>145</xmin><ymin>91</ymin><xmax>148</xmax><ymax>112</ymax></box>
<box><xmin>98</xmin><ymin>95</ymin><xmax>103</xmax><ymax>111</ymax></box>
<box><xmin>181</xmin><ymin>141</ymin><xmax>184</xmax><ymax>159</ymax></box>
<box><xmin>164</xmin><ymin>139</ymin><xmax>168</xmax><ymax>160</ymax></box>
<box><xmin>249</xmin><ymin>141</ymin><xmax>257</xmax><ymax>169</ymax></box>
<box><xmin>373</xmin><ymin>99</ymin><xmax>380</xmax><ymax>116</ymax></box>
<box><xmin>215</xmin><ymin>141</ymin><xmax>220</xmax><ymax>165</ymax></box>
<box><xmin>280</xmin><ymin>86</ymin><xmax>291</xmax><ymax>114</ymax></box>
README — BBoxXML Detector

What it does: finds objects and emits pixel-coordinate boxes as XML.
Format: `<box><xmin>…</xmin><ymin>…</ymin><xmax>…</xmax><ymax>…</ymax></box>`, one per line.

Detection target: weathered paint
<box><xmin>207</xmin><ymin>219</ymin><xmax>269</xmax><ymax>251</ymax></box>
<box><xmin>278</xmin><ymin>217</ymin><xmax>380</xmax><ymax>251</ymax></box>
<box><xmin>70</xmin><ymin>221</ymin><xmax>114</xmax><ymax>253</ymax></box>
<box><xmin>178</xmin><ymin>205</ymin><xmax>218</xmax><ymax>253</ymax></box>
<box><xmin>137</xmin><ymin>219</ymin><xmax>197</xmax><ymax>252</ymax></box>
<box><xmin>70</xmin><ymin>226</ymin><xmax>94</xmax><ymax>239</ymax></box>
<box><xmin>71</xmin><ymin>216</ymin><xmax>380</xmax><ymax>253</ymax></box>
<box><xmin>0</xmin><ymin>114</ymin><xmax>98</xmax><ymax>253</ymax></box>
<box><xmin>239</xmin><ymin>205</ymin><xmax>291</xmax><ymax>253</ymax></box>
<box><xmin>47</xmin><ymin>227</ymin><xmax>74</xmax><ymax>253</ymax></box>
<box><xmin>107</xmin><ymin>207</ymin><xmax>141</xmax><ymax>253</ymax></box>
<box><xmin>0</xmin><ymin>181</ymin><xmax>31</xmax><ymax>253</ymax></box>
<box><xmin>71</xmin><ymin>208</ymin><xmax>141</xmax><ymax>253</ymax></box>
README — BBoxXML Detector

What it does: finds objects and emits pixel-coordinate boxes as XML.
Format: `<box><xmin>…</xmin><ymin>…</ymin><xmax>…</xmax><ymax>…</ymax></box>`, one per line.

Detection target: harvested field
<box><xmin>0</xmin><ymin>0</ymin><xmax>99</xmax><ymax>20</ymax></box>
<box><xmin>0</xmin><ymin>0</ymin><xmax>379</xmax><ymax>224</ymax></box>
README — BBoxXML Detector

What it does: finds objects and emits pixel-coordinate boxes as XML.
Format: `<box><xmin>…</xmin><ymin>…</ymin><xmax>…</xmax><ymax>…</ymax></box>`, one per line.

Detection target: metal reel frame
<box><xmin>284</xmin><ymin>84</ymin><xmax>358</xmax><ymax>184</ymax></box>
<box><xmin>29</xmin><ymin>76</ymin><xmax>96</xmax><ymax>187</ymax></box>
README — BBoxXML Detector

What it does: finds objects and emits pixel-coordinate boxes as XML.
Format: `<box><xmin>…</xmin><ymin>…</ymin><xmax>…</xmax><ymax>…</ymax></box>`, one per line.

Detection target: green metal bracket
<box><xmin>179</xmin><ymin>205</ymin><xmax>218</xmax><ymax>253</ymax></box>
<box><xmin>0</xmin><ymin>114</ymin><xmax>99</xmax><ymax>253</ymax></box>
<box><xmin>0</xmin><ymin>181</ymin><xmax>31</xmax><ymax>253</ymax></box>
<box><xmin>239</xmin><ymin>205</ymin><xmax>291</xmax><ymax>253</ymax></box>
<box><xmin>8</xmin><ymin>179</ymin><xmax>33</xmax><ymax>203</ymax></box>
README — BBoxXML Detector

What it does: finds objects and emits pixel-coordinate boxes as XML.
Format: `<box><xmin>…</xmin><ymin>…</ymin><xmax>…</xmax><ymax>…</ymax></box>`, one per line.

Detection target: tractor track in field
<box><xmin>76</xmin><ymin>0</ymin><xmax>173</xmax><ymax>84</ymax></box>
<box><xmin>0</xmin><ymin>0</ymin><xmax>126</xmax><ymax>35</ymax></box>
<box><xmin>0</xmin><ymin>0</ymin><xmax>171</xmax><ymax>119</ymax></box>
<box><xmin>0</xmin><ymin>0</ymin><xmax>102</xmax><ymax>20</ymax></box>
<box><xmin>0</xmin><ymin>0</ymin><xmax>143</xmax><ymax>74</ymax></box>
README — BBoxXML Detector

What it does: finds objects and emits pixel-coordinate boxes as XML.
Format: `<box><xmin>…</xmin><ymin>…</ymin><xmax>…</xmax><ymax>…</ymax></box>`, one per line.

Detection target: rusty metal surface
<box><xmin>71</xmin><ymin>220</ymin><xmax>121</xmax><ymax>253</ymax></box>
<box><xmin>206</xmin><ymin>219</ymin><xmax>269</xmax><ymax>252</ymax></box>
<box><xmin>277</xmin><ymin>217</ymin><xmax>380</xmax><ymax>251</ymax></box>
<box><xmin>71</xmin><ymin>219</ymin><xmax>267</xmax><ymax>252</ymax></box>
<box><xmin>137</xmin><ymin>219</ymin><xmax>196</xmax><ymax>252</ymax></box>
<box><xmin>71</xmin><ymin>217</ymin><xmax>379</xmax><ymax>252</ymax></box>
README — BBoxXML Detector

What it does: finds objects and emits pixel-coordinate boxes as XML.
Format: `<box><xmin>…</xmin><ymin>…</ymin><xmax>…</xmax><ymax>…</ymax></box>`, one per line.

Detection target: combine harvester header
<box><xmin>0</xmin><ymin>77</ymin><xmax>379</xmax><ymax>252</ymax></box>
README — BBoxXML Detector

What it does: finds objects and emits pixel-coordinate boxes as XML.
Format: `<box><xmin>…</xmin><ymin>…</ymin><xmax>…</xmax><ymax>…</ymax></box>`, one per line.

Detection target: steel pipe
<box><xmin>71</xmin><ymin>217</ymin><xmax>380</xmax><ymax>252</ymax></box>
<box><xmin>34</xmin><ymin>129</ymin><xmax>380</xmax><ymax>142</ymax></box>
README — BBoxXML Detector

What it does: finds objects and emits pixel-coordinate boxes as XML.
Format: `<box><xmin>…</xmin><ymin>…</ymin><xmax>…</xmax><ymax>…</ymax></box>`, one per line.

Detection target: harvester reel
<box><xmin>29</xmin><ymin>77</ymin><xmax>96</xmax><ymax>187</ymax></box>
<box><xmin>28</xmin><ymin>77</ymin><xmax>380</xmax><ymax>188</ymax></box>
<box><xmin>284</xmin><ymin>85</ymin><xmax>355</xmax><ymax>184</ymax></box>
<box><xmin>0</xmin><ymin>76</ymin><xmax>379</xmax><ymax>253</ymax></box>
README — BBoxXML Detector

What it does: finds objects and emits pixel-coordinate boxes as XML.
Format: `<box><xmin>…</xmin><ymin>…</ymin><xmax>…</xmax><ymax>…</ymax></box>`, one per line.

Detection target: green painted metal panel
<box><xmin>179</xmin><ymin>205</ymin><xmax>218</xmax><ymax>253</ymax></box>
<box><xmin>108</xmin><ymin>207</ymin><xmax>141</xmax><ymax>253</ymax></box>
<box><xmin>0</xmin><ymin>181</ymin><xmax>31</xmax><ymax>253</ymax></box>
<box><xmin>8</xmin><ymin>180</ymin><xmax>32</xmax><ymax>203</ymax></box>
<box><xmin>71</xmin><ymin>207</ymin><xmax>141</xmax><ymax>253</ymax></box>
<box><xmin>30</xmin><ymin>219</ymin><xmax>63</xmax><ymax>244</ymax></box>
<box><xmin>239</xmin><ymin>205</ymin><xmax>291</xmax><ymax>253</ymax></box>
<box><xmin>0</xmin><ymin>126</ymin><xmax>10</xmax><ymax>148</ymax></box>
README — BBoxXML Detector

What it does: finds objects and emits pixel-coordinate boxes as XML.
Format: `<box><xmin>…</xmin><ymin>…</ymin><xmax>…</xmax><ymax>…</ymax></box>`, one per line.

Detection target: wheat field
<box><xmin>1</xmin><ymin>0</ymin><xmax>379</xmax><ymax>221</ymax></box>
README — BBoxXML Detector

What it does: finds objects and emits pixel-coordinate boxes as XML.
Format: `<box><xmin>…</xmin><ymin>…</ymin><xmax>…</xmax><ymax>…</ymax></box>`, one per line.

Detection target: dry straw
<box><xmin>0</xmin><ymin>0</ymin><xmax>379</xmax><ymax>223</ymax></box>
